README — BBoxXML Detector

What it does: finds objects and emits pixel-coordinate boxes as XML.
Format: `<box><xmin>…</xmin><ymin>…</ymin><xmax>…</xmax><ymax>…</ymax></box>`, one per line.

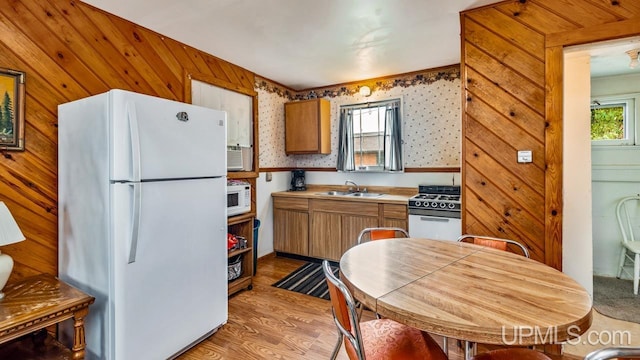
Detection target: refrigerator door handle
<box><xmin>127</xmin><ymin>102</ymin><xmax>142</xmax><ymax>182</ymax></box>
<box><xmin>128</xmin><ymin>182</ymin><xmax>142</xmax><ymax>263</ymax></box>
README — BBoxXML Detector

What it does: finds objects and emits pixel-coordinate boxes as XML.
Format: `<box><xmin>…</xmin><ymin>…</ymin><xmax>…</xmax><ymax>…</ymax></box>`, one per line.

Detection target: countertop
<box><xmin>271</xmin><ymin>185</ymin><xmax>413</xmax><ymax>205</ymax></box>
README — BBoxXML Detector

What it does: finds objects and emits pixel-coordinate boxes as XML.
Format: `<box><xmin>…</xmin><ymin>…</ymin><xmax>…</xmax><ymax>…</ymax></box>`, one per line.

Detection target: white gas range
<box><xmin>408</xmin><ymin>185</ymin><xmax>461</xmax><ymax>241</ymax></box>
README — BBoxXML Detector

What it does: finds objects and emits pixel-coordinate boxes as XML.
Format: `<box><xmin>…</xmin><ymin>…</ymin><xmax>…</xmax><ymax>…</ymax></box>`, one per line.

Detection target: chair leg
<box><xmin>618</xmin><ymin>248</ymin><xmax>627</xmax><ymax>278</ymax></box>
<box><xmin>634</xmin><ymin>253</ymin><xmax>639</xmax><ymax>295</ymax></box>
<box><xmin>356</xmin><ymin>300</ymin><xmax>381</xmax><ymax>320</ymax></box>
<box><xmin>464</xmin><ymin>341</ymin><xmax>476</xmax><ymax>360</ymax></box>
<box><xmin>330</xmin><ymin>330</ymin><xmax>343</xmax><ymax>360</ymax></box>
<box><xmin>442</xmin><ymin>337</ymin><xmax>448</xmax><ymax>356</ymax></box>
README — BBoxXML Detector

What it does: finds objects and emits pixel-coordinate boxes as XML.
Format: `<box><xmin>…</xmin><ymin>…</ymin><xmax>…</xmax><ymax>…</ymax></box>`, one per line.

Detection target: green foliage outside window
<box><xmin>591</xmin><ymin>106</ymin><xmax>624</xmax><ymax>141</ymax></box>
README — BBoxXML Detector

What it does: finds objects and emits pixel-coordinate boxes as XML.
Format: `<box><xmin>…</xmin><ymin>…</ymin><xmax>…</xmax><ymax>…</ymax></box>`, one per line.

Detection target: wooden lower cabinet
<box><xmin>273</xmin><ymin>197</ymin><xmax>309</xmax><ymax>256</ymax></box>
<box><xmin>382</xmin><ymin>203</ymin><xmax>408</xmax><ymax>229</ymax></box>
<box><xmin>341</xmin><ymin>214</ymin><xmax>379</xmax><ymax>255</ymax></box>
<box><xmin>310</xmin><ymin>212</ymin><xmax>377</xmax><ymax>261</ymax></box>
<box><xmin>274</xmin><ymin>208</ymin><xmax>309</xmax><ymax>255</ymax></box>
<box><xmin>310</xmin><ymin>212</ymin><xmax>342</xmax><ymax>260</ymax></box>
<box><xmin>310</xmin><ymin>199</ymin><xmax>379</xmax><ymax>262</ymax></box>
<box><xmin>272</xmin><ymin>195</ymin><xmax>408</xmax><ymax>262</ymax></box>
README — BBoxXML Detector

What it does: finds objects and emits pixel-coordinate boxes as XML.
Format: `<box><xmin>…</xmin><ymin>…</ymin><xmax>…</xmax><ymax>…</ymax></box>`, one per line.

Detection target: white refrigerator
<box><xmin>58</xmin><ymin>89</ymin><xmax>228</xmax><ymax>360</ymax></box>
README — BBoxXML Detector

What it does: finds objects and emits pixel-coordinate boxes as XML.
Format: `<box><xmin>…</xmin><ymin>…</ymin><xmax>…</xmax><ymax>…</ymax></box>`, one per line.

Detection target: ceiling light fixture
<box><xmin>626</xmin><ymin>49</ymin><xmax>640</xmax><ymax>69</ymax></box>
<box><xmin>359</xmin><ymin>85</ymin><xmax>371</xmax><ymax>97</ymax></box>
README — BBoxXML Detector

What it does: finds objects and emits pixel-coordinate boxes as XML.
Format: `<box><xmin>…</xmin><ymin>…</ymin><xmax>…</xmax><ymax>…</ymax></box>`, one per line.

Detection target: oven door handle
<box><xmin>416</xmin><ymin>216</ymin><xmax>451</xmax><ymax>222</ymax></box>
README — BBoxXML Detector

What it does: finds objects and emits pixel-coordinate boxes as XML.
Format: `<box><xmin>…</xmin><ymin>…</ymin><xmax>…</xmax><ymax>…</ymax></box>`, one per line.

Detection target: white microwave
<box><xmin>227</xmin><ymin>184</ymin><xmax>251</xmax><ymax>217</ymax></box>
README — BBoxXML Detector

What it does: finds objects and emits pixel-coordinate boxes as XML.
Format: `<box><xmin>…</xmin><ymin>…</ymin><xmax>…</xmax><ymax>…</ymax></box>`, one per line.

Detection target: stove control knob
<box><xmin>448</xmin><ymin>203</ymin><xmax>456</xmax><ymax>209</ymax></box>
<box><xmin>439</xmin><ymin>202</ymin><xmax>446</xmax><ymax>208</ymax></box>
<box><xmin>430</xmin><ymin>202</ymin><xmax>438</xmax><ymax>208</ymax></box>
<box><xmin>415</xmin><ymin>201</ymin><xmax>421</xmax><ymax>207</ymax></box>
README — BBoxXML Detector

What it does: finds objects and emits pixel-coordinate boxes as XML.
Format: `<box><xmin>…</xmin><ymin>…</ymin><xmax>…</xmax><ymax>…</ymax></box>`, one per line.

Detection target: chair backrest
<box><xmin>357</xmin><ymin>227</ymin><xmax>409</xmax><ymax>244</ymax></box>
<box><xmin>457</xmin><ymin>234</ymin><xmax>530</xmax><ymax>258</ymax></box>
<box><xmin>585</xmin><ymin>346</ymin><xmax>640</xmax><ymax>360</ymax></box>
<box><xmin>322</xmin><ymin>260</ymin><xmax>366</xmax><ymax>360</ymax></box>
<box><xmin>616</xmin><ymin>196</ymin><xmax>640</xmax><ymax>245</ymax></box>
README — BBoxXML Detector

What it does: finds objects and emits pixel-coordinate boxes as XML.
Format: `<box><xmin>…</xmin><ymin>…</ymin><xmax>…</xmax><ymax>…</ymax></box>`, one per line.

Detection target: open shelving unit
<box><xmin>227</xmin><ymin>212</ymin><xmax>255</xmax><ymax>296</ymax></box>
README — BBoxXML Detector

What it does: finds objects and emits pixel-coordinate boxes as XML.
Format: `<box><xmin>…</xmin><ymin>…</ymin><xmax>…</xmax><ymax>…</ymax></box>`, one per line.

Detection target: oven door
<box><xmin>408</xmin><ymin>214</ymin><xmax>461</xmax><ymax>241</ymax></box>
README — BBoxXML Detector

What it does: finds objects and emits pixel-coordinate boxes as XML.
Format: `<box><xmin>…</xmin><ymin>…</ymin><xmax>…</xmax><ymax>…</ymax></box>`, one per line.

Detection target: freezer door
<box><xmin>110</xmin><ymin>89</ymin><xmax>227</xmax><ymax>181</ymax></box>
<box><xmin>111</xmin><ymin>178</ymin><xmax>227</xmax><ymax>360</ymax></box>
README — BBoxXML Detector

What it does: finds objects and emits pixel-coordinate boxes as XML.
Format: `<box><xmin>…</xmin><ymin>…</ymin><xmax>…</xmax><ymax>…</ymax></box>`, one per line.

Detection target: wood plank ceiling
<box><xmin>461</xmin><ymin>0</ymin><xmax>640</xmax><ymax>267</ymax></box>
<box><xmin>0</xmin><ymin>0</ymin><xmax>255</xmax><ymax>280</ymax></box>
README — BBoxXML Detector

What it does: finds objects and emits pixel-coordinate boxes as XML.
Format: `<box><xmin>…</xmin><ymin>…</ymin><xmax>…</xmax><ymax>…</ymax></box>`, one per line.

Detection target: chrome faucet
<box><xmin>345</xmin><ymin>180</ymin><xmax>360</xmax><ymax>192</ymax></box>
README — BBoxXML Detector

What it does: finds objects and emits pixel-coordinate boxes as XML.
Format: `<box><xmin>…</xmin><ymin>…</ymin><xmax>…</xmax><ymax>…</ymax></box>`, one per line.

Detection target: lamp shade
<box><xmin>0</xmin><ymin>202</ymin><xmax>25</xmax><ymax>246</ymax></box>
<box><xmin>359</xmin><ymin>85</ymin><xmax>371</xmax><ymax>97</ymax></box>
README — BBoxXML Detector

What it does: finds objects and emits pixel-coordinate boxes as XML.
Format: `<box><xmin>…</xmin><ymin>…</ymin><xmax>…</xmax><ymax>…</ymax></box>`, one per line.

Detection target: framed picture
<box><xmin>0</xmin><ymin>68</ymin><xmax>25</xmax><ymax>151</ymax></box>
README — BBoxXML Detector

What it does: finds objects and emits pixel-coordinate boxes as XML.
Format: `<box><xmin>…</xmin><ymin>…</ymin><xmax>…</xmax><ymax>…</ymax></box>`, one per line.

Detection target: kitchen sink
<box><xmin>316</xmin><ymin>191</ymin><xmax>353</xmax><ymax>196</ymax></box>
<box><xmin>315</xmin><ymin>191</ymin><xmax>385</xmax><ymax>198</ymax></box>
<box><xmin>348</xmin><ymin>192</ymin><xmax>385</xmax><ymax>198</ymax></box>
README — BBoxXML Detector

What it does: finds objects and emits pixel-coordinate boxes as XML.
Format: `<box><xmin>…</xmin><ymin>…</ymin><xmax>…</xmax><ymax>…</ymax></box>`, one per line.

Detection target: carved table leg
<box><xmin>71</xmin><ymin>307</ymin><xmax>89</xmax><ymax>360</ymax></box>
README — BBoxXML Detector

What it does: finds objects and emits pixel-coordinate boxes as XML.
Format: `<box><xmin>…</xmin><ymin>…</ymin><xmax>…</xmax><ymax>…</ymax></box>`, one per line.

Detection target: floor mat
<box><xmin>272</xmin><ymin>262</ymin><xmax>338</xmax><ymax>300</ymax></box>
<box><xmin>593</xmin><ymin>275</ymin><xmax>640</xmax><ymax>324</ymax></box>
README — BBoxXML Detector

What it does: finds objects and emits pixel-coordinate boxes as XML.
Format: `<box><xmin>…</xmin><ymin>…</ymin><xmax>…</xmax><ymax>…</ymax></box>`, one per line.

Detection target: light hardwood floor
<box><xmin>178</xmin><ymin>255</ymin><xmax>586</xmax><ymax>359</ymax></box>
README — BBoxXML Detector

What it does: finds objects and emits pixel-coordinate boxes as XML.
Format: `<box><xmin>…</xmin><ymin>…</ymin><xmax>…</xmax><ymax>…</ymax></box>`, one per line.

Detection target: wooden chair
<box><xmin>357</xmin><ymin>227</ymin><xmax>409</xmax><ymax>244</ymax></box>
<box><xmin>457</xmin><ymin>234</ymin><xmax>530</xmax><ymax>258</ymax></box>
<box><xmin>615</xmin><ymin>196</ymin><xmax>640</xmax><ymax>295</ymax></box>
<box><xmin>322</xmin><ymin>260</ymin><xmax>447</xmax><ymax>360</ymax></box>
<box><xmin>585</xmin><ymin>346</ymin><xmax>640</xmax><ymax>359</ymax></box>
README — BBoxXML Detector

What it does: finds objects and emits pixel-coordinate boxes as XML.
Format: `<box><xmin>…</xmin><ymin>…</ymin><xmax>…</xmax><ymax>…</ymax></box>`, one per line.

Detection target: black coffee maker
<box><xmin>290</xmin><ymin>169</ymin><xmax>306</xmax><ymax>191</ymax></box>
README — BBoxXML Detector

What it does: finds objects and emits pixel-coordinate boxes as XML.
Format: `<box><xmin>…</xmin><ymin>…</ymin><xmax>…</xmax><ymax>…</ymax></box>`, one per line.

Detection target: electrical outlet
<box><xmin>266</xmin><ymin>172</ymin><xmax>272</xmax><ymax>182</ymax></box>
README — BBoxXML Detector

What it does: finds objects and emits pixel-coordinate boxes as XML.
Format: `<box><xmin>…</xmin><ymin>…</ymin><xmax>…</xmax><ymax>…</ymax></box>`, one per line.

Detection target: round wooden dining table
<box><xmin>339</xmin><ymin>238</ymin><xmax>593</xmax><ymax>347</ymax></box>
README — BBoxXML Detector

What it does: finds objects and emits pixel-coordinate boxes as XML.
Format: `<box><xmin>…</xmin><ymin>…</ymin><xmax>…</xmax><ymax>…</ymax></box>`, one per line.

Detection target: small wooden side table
<box><xmin>0</xmin><ymin>273</ymin><xmax>95</xmax><ymax>359</ymax></box>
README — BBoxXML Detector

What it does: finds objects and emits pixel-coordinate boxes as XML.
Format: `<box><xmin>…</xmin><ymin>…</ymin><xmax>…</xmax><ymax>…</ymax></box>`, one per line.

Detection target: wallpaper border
<box><xmin>255</xmin><ymin>65</ymin><xmax>460</xmax><ymax>100</ymax></box>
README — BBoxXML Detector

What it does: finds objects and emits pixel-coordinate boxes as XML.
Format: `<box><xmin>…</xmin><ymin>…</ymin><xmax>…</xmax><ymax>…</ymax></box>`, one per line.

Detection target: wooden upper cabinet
<box><xmin>285</xmin><ymin>98</ymin><xmax>331</xmax><ymax>154</ymax></box>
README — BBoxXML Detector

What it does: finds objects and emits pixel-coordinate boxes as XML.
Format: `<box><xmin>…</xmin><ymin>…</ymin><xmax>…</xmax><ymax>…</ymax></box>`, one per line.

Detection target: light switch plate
<box><xmin>517</xmin><ymin>150</ymin><xmax>532</xmax><ymax>163</ymax></box>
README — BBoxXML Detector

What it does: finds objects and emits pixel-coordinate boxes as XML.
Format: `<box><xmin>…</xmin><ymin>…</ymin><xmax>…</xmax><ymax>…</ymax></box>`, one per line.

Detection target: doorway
<box><xmin>563</xmin><ymin>36</ymin><xmax>640</xmax><ymax>297</ymax></box>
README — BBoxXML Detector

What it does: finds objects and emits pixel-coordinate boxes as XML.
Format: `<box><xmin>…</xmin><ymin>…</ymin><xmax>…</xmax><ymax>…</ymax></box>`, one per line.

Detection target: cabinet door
<box><xmin>285</xmin><ymin>99</ymin><xmax>330</xmax><ymax>154</ymax></box>
<box><xmin>310</xmin><ymin>211</ymin><xmax>342</xmax><ymax>261</ymax></box>
<box><xmin>383</xmin><ymin>218</ymin><xmax>407</xmax><ymax>230</ymax></box>
<box><xmin>382</xmin><ymin>204</ymin><xmax>407</xmax><ymax>231</ymax></box>
<box><xmin>342</xmin><ymin>215</ymin><xmax>379</xmax><ymax>254</ymax></box>
<box><xmin>274</xmin><ymin>209</ymin><xmax>309</xmax><ymax>256</ymax></box>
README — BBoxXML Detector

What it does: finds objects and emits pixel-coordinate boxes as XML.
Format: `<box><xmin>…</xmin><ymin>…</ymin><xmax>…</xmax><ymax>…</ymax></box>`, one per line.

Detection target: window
<box><xmin>591</xmin><ymin>97</ymin><xmax>635</xmax><ymax>145</ymax></box>
<box><xmin>336</xmin><ymin>99</ymin><xmax>402</xmax><ymax>172</ymax></box>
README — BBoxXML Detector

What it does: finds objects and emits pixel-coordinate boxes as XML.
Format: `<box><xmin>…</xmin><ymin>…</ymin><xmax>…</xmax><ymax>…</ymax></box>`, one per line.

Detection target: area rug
<box><xmin>272</xmin><ymin>262</ymin><xmax>338</xmax><ymax>300</ymax></box>
<box><xmin>593</xmin><ymin>275</ymin><xmax>640</xmax><ymax>324</ymax></box>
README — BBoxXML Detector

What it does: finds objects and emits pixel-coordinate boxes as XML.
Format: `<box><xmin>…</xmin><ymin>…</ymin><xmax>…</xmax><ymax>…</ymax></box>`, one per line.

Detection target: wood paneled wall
<box><xmin>0</xmin><ymin>0</ymin><xmax>255</xmax><ymax>281</ymax></box>
<box><xmin>461</xmin><ymin>0</ymin><xmax>640</xmax><ymax>268</ymax></box>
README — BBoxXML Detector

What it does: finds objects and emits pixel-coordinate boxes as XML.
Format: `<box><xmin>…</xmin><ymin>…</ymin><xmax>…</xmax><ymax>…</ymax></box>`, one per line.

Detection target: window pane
<box><xmin>339</xmin><ymin>98</ymin><xmax>402</xmax><ymax>172</ymax></box>
<box><xmin>591</xmin><ymin>105</ymin><xmax>624</xmax><ymax>141</ymax></box>
<box><xmin>353</xmin><ymin>107</ymin><xmax>385</xmax><ymax>168</ymax></box>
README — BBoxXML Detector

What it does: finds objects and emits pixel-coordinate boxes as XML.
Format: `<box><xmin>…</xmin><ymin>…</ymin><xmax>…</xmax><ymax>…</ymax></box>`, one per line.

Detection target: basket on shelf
<box><xmin>228</xmin><ymin>255</ymin><xmax>242</xmax><ymax>281</ymax></box>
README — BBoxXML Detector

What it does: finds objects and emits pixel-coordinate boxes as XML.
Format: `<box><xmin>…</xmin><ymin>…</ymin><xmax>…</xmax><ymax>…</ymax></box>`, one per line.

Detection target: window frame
<box><xmin>590</xmin><ymin>94</ymin><xmax>637</xmax><ymax>146</ymax></box>
<box><xmin>338</xmin><ymin>98</ymin><xmax>404</xmax><ymax>173</ymax></box>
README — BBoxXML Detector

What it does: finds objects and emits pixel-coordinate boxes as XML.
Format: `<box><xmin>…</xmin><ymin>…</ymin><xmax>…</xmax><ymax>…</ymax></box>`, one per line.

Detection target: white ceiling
<box><xmin>570</xmin><ymin>37</ymin><xmax>640</xmax><ymax>78</ymax></box>
<box><xmin>81</xmin><ymin>0</ymin><xmax>640</xmax><ymax>89</ymax></box>
<box><xmin>81</xmin><ymin>0</ymin><xmax>497</xmax><ymax>89</ymax></box>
